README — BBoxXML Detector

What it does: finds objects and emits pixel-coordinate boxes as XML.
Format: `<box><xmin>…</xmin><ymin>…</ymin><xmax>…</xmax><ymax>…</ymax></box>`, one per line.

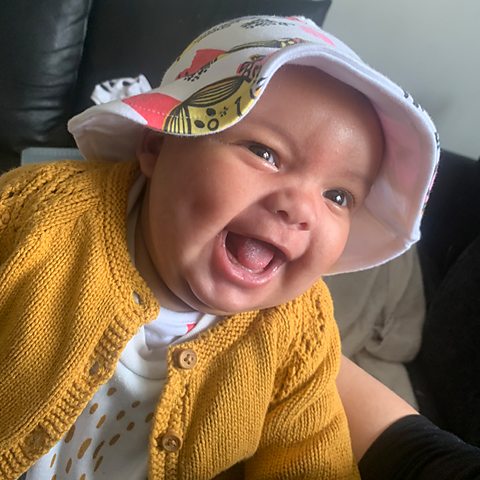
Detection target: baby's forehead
<box><xmin>234</xmin><ymin>65</ymin><xmax>381</xmax><ymax>139</ymax></box>
<box><xmin>259</xmin><ymin>64</ymin><xmax>374</xmax><ymax>111</ymax></box>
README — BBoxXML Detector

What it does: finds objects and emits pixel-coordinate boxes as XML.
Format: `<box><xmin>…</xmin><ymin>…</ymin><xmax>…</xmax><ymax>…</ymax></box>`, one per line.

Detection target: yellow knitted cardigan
<box><xmin>0</xmin><ymin>160</ymin><xmax>359</xmax><ymax>480</ymax></box>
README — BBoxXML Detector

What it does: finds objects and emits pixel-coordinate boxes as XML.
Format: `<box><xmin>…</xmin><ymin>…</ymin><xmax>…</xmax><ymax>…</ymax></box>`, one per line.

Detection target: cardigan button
<box><xmin>24</xmin><ymin>426</ymin><xmax>48</xmax><ymax>452</ymax></box>
<box><xmin>175</xmin><ymin>348</ymin><xmax>197</xmax><ymax>369</ymax></box>
<box><xmin>159</xmin><ymin>430</ymin><xmax>183</xmax><ymax>452</ymax></box>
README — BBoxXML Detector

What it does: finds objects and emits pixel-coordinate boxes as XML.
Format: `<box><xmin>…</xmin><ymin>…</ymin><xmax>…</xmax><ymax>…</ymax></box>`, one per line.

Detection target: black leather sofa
<box><xmin>1</xmin><ymin>0</ymin><xmax>479</xmax><ymax>447</ymax></box>
<box><xmin>0</xmin><ymin>0</ymin><xmax>331</xmax><ymax>170</ymax></box>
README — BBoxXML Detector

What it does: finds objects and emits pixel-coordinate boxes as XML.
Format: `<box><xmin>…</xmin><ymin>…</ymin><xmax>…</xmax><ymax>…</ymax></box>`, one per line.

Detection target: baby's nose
<box><xmin>274</xmin><ymin>209</ymin><xmax>309</xmax><ymax>230</ymax></box>
<box><xmin>266</xmin><ymin>188</ymin><xmax>316</xmax><ymax>231</ymax></box>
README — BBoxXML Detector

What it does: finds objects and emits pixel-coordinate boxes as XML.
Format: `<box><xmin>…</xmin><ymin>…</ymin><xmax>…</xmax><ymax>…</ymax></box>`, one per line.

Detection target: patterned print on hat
<box><xmin>123</xmin><ymin>38</ymin><xmax>306</xmax><ymax>135</ymax></box>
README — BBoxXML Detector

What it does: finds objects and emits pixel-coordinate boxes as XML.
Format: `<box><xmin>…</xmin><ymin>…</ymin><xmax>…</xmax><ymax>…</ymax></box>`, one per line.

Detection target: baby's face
<box><xmin>136</xmin><ymin>66</ymin><xmax>383</xmax><ymax>315</ymax></box>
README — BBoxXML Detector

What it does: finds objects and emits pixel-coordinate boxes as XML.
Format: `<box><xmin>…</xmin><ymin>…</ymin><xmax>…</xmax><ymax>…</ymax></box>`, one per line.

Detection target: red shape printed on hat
<box><xmin>287</xmin><ymin>16</ymin><xmax>334</xmax><ymax>45</ymax></box>
<box><xmin>299</xmin><ymin>25</ymin><xmax>334</xmax><ymax>45</ymax></box>
<box><xmin>177</xmin><ymin>49</ymin><xmax>226</xmax><ymax>78</ymax></box>
<box><xmin>123</xmin><ymin>93</ymin><xmax>181</xmax><ymax>130</ymax></box>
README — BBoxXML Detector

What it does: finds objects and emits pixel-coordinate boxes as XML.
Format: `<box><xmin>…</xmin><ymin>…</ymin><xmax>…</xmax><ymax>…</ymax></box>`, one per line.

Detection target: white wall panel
<box><xmin>323</xmin><ymin>0</ymin><xmax>480</xmax><ymax>158</ymax></box>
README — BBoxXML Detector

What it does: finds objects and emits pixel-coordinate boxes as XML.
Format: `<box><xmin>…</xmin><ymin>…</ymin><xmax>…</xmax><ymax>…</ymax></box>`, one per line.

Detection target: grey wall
<box><xmin>323</xmin><ymin>0</ymin><xmax>480</xmax><ymax>159</ymax></box>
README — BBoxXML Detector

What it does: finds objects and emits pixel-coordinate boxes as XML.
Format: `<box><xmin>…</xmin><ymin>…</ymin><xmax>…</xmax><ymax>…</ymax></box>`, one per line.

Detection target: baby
<box><xmin>0</xmin><ymin>15</ymin><xmax>439</xmax><ymax>480</ymax></box>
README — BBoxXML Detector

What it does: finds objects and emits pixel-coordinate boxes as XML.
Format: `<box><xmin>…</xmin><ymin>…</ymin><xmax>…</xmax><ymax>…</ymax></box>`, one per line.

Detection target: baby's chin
<box><xmin>179</xmin><ymin>292</ymin><xmax>259</xmax><ymax>317</ymax></box>
<box><xmin>171</xmin><ymin>283</ymin><xmax>260</xmax><ymax>316</ymax></box>
<box><xmin>180</xmin><ymin>281</ymin><xmax>304</xmax><ymax>317</ymax></box>
<box><xmin>159</xmin><ymin>256</ymin><xmax>318</xmax><ymax>316</ymax></box>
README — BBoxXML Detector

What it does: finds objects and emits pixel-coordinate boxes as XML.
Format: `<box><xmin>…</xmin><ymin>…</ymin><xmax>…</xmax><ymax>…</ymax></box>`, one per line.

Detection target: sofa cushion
<box><xmin>0</xmin><ymin>0</ymin><xmax>92</xmax><ymax>156</ymax></box>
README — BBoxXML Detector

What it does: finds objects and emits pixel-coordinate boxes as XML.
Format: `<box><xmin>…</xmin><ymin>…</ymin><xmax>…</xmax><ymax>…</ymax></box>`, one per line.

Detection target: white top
<box><xmin>26</xmin><ymin>174</ymin><xmax>218</xmax><ymax>480</ymax></box>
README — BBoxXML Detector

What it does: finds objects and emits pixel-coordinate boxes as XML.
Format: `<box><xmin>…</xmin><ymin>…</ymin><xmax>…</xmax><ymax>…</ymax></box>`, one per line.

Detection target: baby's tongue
<box><xmin>227</xmin><ymin>233</ymin><xmax>275</xmax><ymax>272</ymax></box>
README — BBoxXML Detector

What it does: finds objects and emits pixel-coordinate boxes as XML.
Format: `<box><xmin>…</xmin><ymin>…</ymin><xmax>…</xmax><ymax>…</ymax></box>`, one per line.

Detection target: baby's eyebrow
<box><xmin>244</xmin><ymin>119</ymin><xmax>299</xmax><ymax>156</ymax></box>
<box><xmin>342</xmin><ymin>168</ymin><xmax>376</xmax><ymax>189</ymax></box>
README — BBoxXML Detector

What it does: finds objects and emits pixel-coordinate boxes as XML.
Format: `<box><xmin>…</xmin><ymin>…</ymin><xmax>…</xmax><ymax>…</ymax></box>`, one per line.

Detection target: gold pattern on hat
<box><xmin>164</xmin><ymin>76</ymin><xmax>250</xmax><ymax>135</ymax></box>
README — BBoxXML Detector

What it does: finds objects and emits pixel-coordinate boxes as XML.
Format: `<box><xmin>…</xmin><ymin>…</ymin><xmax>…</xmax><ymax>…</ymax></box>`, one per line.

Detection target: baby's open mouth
<box><xmin>225</xmin><ymin>232</ymin><xmax>283</xmax><ymax>274</ymax></box>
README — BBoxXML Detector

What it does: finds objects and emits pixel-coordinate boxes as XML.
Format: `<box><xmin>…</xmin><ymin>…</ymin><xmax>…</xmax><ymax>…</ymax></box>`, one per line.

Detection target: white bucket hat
<box><xmin>68</xmin><ymin>15</ymin><xmax>440</xmax><ymax>275</ymax></box>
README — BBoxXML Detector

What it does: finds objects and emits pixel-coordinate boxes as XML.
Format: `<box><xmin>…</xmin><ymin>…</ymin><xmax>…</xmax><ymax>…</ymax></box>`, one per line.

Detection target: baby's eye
<box><xmin>248</xmin><ymin>144</ymin><xmax>278</xmax><ymax>168</ymax></box>
<box><xmin>323</xmin><ymin>189</ymin><xmax>354</xmax><ymax>208</ymax></box>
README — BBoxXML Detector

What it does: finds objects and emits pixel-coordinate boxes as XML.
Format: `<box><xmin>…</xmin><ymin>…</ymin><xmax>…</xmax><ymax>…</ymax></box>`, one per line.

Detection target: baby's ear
<box><xmin>136</xmin><ymin>129</ymin><xmax>164</xmax><ymax>178</ymax></box>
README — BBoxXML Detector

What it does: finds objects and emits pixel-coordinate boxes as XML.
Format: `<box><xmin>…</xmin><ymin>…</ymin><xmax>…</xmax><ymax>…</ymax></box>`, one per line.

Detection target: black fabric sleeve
<box><xmin>358</xmin><ymin>414</ymin><xmax>480</xmax><ymax>480</ymax></box>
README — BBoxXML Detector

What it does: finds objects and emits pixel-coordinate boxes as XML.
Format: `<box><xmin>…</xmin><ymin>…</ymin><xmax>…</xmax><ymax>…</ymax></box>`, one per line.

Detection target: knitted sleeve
<box><xmin>243</xmin><ymin>281</ymin><xmax>359</xmax><ymax>479</ymax></box>
<box><xmin>0</xmin><ymin>161</ymin><xmax>89</xmax><ymax>262</ymax></box>
<box><xmin>0</xmin><ymin>163</ymin><xmax>43</xmax><ymax>258</ymax></box>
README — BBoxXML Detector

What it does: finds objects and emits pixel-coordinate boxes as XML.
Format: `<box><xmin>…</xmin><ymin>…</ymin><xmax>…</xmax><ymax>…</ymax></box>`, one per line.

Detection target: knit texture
<box><xmin>0</xmin><ymin>160</ymin><xmax>359</xmax><ymax>479</ymax></box>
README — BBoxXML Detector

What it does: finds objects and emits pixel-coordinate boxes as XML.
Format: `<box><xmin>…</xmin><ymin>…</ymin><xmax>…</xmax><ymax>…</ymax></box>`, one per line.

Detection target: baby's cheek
<box><xmin>305</xmin><ymin>237</ymin><xmax>345</xmax><ymax>275</ymax></box>
<box><xmin>187</xmin><ymin>192</ymin><xmax>228</xmax><ymax>227</ymax></box>
<box><xmin>188</xmin><ymin>182</ymin><xmax>247</xmax><ymax>227</ymax></box>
